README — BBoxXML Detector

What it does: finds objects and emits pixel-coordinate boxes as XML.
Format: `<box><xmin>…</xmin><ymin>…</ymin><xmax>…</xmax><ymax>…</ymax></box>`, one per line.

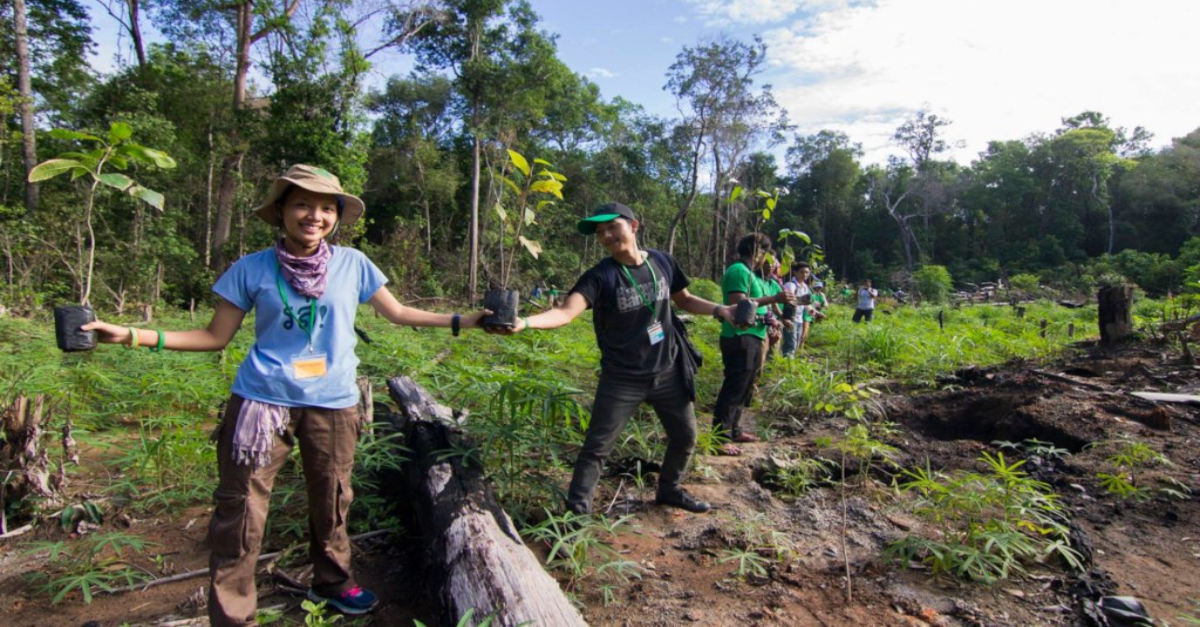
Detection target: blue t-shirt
<box><xmin>213</xmin><ymin>246</ymin><xmax>388</xmax><ymax>409</ymax></box>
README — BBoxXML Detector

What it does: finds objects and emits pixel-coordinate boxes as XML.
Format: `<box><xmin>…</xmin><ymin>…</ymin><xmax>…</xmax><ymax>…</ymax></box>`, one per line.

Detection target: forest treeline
<box><xmin>3</xmin><ymin>0</ymin><xmax>1199</xmax><ymax>315</ymax></box>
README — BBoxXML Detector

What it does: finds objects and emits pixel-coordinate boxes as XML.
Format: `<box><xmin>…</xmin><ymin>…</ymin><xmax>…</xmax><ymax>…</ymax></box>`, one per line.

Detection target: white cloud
<box><xmin>661</xmin><ymin>36</ymin><xmax>675</xmax><ymax>43</ymax></box>
<box><xmin>762</xmin><ymin>0</ymin><xmax>1200</xmax><ymax>164</ymax></box>
<box><xmin>673</xmin><ymin>15</ymin><xmax>690</xmax><ymax>24</ymax></box>
<box><xmin>682</xmin><ymin>0</ymin><xmax>853</xmax><ymax>26</ymax></box>
<box><xmin>585</xmin><ymin>67</ymin><xmax>619</xmax><ymax>79</ymax></box>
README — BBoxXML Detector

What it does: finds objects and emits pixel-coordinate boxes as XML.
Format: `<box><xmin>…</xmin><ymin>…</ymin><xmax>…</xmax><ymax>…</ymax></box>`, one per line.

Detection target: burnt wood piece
<box><xmin>1161</xmin><ymin>313</ymin><xmax>1200</xmax><ymax>333</ymax></box>
<box><xmin>1098</xmin><ymin>285</ymin><xmax>1134</xmax><ymax>345</ymax></box>
<box><xmin>385</xmin><ymin>376</ymin><xmax>587</xmax><ymax>627</ymax></box>
<box><xmin>1029</xmin><ymin>369</ymin><xmax>1108</xmax><ymax>392</ymax></box>
<box><xmin>1</xmin><ymin>395</ymin><xmax>59</xmax><ymax>533</ymax></box>
<box><xmin>356</xmin><ymin>375</ymin><xmax>373</xmax><ymax>430</ymax></box>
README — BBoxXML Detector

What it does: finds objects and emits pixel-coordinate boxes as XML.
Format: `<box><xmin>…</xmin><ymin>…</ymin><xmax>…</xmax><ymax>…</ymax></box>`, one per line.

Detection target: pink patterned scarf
<box><xmin>232</xmin><ymin>399</ymin><xmax>290</xmax><ymax>468</ymax></box>
<box><xmin>275</xmin><ymin>238</ymin><xmax>331</xmax><ymax>298</ymax></box>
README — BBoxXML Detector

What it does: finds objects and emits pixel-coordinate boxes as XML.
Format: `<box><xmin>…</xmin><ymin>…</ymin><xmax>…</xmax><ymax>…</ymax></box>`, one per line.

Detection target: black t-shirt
<box><xmin>570</xmin><ymin>249</ymin><xmax>690</xmax><ymax>378</ymax></box>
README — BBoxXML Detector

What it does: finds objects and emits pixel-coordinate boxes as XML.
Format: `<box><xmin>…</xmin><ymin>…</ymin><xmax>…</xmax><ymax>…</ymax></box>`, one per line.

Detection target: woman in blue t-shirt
<box><xmin>82</xmin><ymin>164</ymin><xmax>489</xmax><ymax>626</ymax></box>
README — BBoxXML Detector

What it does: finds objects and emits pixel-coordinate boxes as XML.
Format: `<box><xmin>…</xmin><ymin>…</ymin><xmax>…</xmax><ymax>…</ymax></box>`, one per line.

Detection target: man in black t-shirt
<box><xmin>498</xmin><ymin>202</ymin><xmax>735</xmax><ymax>515</ymax></box>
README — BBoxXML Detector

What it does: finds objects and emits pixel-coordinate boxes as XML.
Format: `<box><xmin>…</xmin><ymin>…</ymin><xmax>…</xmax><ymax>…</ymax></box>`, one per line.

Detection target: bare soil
<box><xmin>3</xmin><ymin>341</ymin><xmax>1198</xmax><ymax>626</ymax></box>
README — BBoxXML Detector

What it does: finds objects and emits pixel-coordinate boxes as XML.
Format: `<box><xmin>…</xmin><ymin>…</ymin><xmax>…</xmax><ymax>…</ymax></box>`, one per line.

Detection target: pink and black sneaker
<box><xmin>307</xmin><ymin>585</ymin><xmax>379</xmax><ymax>615</ymax></box>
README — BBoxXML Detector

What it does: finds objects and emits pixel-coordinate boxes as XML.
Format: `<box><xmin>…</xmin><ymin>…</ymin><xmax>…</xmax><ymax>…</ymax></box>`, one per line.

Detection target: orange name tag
<box><xmin>292</xmin><ymin>354</ymin><xmax>328</xmax><ymax>379</ymax></box>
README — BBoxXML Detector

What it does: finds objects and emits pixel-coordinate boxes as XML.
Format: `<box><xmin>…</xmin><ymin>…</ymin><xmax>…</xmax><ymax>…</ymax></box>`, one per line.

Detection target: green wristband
<box><xmin>150</xmin><ymin>329</ymin><xmax>165</xmax><ymax>352</ymax></box>
<box><xmin>522</xmin><ymin>317</ymin><xmax>532</xmax><ymax>331</ymax></box>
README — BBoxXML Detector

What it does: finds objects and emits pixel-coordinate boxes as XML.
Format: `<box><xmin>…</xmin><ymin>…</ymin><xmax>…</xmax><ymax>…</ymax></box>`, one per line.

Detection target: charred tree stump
<box><xmin>1</xmin><ymin>395</ymin><xmax>61</xmax><ymax>534</ymax></box>
<box><xmin>385</xmin><ymin>376</ymin><xmax>587</xmax><ymax>627</ymax></box>
<box><xmin>1098</xmin><ymin>285</ymin><xmax>1134</xmax><ymax>345</ymax></box>
<box><xmin>356</xmin><ymin>375</ymin><xmax>373</xmax><ymax>430</ymax></box>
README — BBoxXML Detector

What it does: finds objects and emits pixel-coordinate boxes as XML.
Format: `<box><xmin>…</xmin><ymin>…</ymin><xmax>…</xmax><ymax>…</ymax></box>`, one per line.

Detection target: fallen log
<box><xmin>1030</xmin><ymin>369</ymin><xmax>1108</xmax><ymax>392</ymax></box>
<box><xmin>1129</xmin><ymin>391</ymin><xmax>1200</xmax><ymax>405</ymax></box>
<box><xmin>1161</xmin><ymin>313</ymin><xmax>1200</xmax><ymax>333</ymax></box>
<box><xmin>385</xmin><ymin>376</ymin><xmax>586</xmax><ymax>627</ymax></box>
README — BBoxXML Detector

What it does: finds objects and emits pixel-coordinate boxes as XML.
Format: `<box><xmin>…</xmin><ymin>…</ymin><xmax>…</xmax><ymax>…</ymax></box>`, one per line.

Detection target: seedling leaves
<box><xmin>529</xmin><ymin>178</ymin><xmax>564</xmax><ymax>199</ymax></box>
<box><xmin>129</xmin><ymin>186</ymin><xmax>165</xmax><ymax>211</ymax></box>
<box><xmin>507</xmin><ymin>149</ymin><xmax>531</xmax><ymax>177</ymax></box>
<box><xmin>108</xmin><ymin>122</ymin><xmax>133</xmax><ymax>143</ymax></box>
<box><xmin>518</xmin><ymin>236</ymin><xmax>542</xmax><ymax>258</ymax></box>
<box><xmin>98</xmin><ymin>173</ymin><xmax>134</xmax><ymax>192</ymax></box>
<box><xmin>48</xmin><ymin>129</ymin><xmax>101</xmax><ymax>143</ymax></box>
<box><xmin>28</xmin><ymin>159</ymin><xmax>85</xmax><ymax>182</ymax></box>
<box><xmin>500</xmin><ymin>175</ymin><xmax>522</xmax><ymax>197</ymax></box>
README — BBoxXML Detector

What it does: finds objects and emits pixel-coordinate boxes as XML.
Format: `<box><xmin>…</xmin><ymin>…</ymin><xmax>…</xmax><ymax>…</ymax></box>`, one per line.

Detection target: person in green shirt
<box><xmin>714</xmin><ymin>233</ymin><xmax>794</xmax><ymax>455</ymax></box>
<box><xmin>810</xmin><ymin>281</ymin><xmax>828</xmax><ymax>320</ymax></box>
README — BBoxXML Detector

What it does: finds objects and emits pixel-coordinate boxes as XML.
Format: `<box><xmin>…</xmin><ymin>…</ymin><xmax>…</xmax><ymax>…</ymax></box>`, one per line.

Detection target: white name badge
<box><xmin>647</xmin><ymin>322</ymin><xmax>665</xmax><ymax>345</ymax></box>
<box><xmin>291</xmin><ymin>352</ymin><xmax>328</xmax><ymax>379</ymax></box>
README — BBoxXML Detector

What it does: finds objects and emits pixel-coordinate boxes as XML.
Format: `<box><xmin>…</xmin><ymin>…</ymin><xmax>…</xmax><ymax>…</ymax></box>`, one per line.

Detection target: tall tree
<box><xmin>12</xmin><ymin>0</ymin><xmax>37</xmax><ymax>211</ymax></box>
<box><xmin>785</xmin><ymin>130</ymin><xmax>862</xmax><ymax>271</ymax></box>
<box><xmin>664</xmin><ymin>35</ymin><xmax>785</xmax><ymax>275</ymax></box>
<box><xmin>152</xmin><ymin>0</ymin><xmax>304</xmax><ymax>270</ymax></box>
<box><xmin>366</xmin><ymin>73</ymin><xmax>459</xmax><ymax>252</ymax></box>
<box><xmin>98</xmin><ymin>0</ymin><xmax>148</xmax><ymax>68</ymax></box>
<box><xmin>0</xmin><ymin>0</ymin><xmax>94</xmax><ymax>124</ymax></box>
<box><xmin>1036</xmin><ymin>114</ymin><xmax>1128</xmax><ymax>256</ymax></box>
<box><xmin>894</xmin><ymin>109</ymin><xmax>950</xmax><ymax>172</ymax></box>
<box><xmin>867</xmin><ymin>158</ymin><xmax>920</xmax><ymax>271</ymax></box>
<box><xmin>405</xmin><ymin>0</ymin><xmax>553</xmax><ymax>299</ymax></box>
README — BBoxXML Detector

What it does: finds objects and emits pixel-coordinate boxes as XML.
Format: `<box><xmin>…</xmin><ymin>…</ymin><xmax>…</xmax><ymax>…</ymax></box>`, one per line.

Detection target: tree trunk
<box><xmin>126</xmin><ymin>0</ymin><xmax>146</xmax><ymax>67</ymax></box>
<box><xmin>1</xmin><ymin>395</ymin><xmax>59</xmax><ymax>533</ymax></box>
<box><xmin>210</xmin><ymin>0</ymin><xmax>300</xmax><ymax>270</ymax></box>
<box><xmin>1098</xmin><ymin>285</ymin><xmax>1134</xmax><ymax>345</ymax></box>
<box><xmin>710</xmin><ymin>150</ymin><xmax>724</xmax><ymax>280</ymax></box>
<box><xmin>468</xmin><ymin>134</ymin><xmax>481</xmax><ymax>300</ymax></box>
<box><xmin>14</xmin><ymin>0</ymin><xmax>38</xmax><ymax>212</ymax></box>
<box><xmin>210</xmin><ymin>4</ymin><xmax>256</xmax><ymax>270</ymax></box>
<box><xmin>665</xmin><ymin>126</ymin><xmax>705</xmax><ymax>257</ymax></box>
<box><xmin>384</xmin><ymin>377</ymin><xmax>587</xmax><ymax>627</ymax></box>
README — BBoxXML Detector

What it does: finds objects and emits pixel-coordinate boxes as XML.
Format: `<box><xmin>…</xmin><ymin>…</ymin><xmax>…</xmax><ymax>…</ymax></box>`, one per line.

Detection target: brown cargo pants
<box><xmin>208</xmin><ymin>395</ymin><xmax>361</xmax><ymax>627</ymax></box>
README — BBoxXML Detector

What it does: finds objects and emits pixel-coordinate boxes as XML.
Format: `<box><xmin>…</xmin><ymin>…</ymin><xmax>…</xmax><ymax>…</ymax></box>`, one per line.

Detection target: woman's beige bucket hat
<box><xmin>254</xmin><ymin>164</ymin><xmax>365</xmax><ymax>227</ymax></box>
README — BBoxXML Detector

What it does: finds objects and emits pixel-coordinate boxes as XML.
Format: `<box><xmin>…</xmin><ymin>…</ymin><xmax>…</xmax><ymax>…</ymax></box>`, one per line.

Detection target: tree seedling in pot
<box><xmin>29</xmin><ymin>122</ymin><xmax>175</xmax><ymax>351</ymax></box>
<box><xmin>483</xmin><ymin>148</ymin><xmax>565</xmax><ymax>328</ymax></box>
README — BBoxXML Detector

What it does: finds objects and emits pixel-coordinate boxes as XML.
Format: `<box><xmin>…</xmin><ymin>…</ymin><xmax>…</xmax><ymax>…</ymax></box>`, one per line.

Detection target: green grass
<box><xmin>757</xmin><ymin>300</ymin><xmax>1096</xmax><ymax>421</ymax></box>
<box><xmin>0</xmin><ymin>297</ymin><xmax>1097</xmax><ymax>536</ymax></box>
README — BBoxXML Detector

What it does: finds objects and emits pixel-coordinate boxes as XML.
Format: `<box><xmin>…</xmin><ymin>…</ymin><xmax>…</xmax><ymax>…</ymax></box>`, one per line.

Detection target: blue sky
<box><xmin>87</xmin><ymin>0</ymin><xmax>1200</xmax><ymax>165</ymax></box>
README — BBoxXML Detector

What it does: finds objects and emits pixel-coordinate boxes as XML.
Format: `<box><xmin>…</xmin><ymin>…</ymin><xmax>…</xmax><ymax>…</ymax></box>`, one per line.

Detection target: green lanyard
<box><xmin>619</xmin><ymin>254</ymin><xmax>661</xmax><ymax>317</ymax></box>
<box><xmin>275</xmin><ymin>262</ymin><xmax>316</xmax><ymax>349</ymax></box>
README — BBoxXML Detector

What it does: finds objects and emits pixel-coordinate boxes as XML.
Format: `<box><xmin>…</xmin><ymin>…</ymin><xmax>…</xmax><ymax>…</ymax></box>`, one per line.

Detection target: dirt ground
<box><xmin>2</xmin><ymin>341</ymin><xmax>1198</xmax><ymax>626</ymax></box>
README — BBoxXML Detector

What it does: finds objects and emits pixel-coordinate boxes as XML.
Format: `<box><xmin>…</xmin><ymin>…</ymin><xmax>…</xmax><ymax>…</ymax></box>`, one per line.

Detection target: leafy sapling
<box><xmin>483</xmin><ymin>149</ymin><xmax>566</xmax><ymax>327</ymax></box>
<box><xmin>30</xmin><ymin>122</ymin><xmax>175</xmax><ymax>351</ymax></box>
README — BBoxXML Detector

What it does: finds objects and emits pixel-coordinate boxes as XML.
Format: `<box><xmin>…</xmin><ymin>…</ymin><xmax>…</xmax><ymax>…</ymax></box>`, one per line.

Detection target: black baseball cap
<box><xmin>577</xmin><ymin>202</ymin><xmax>636</xmax><ymax>234</ymax></box>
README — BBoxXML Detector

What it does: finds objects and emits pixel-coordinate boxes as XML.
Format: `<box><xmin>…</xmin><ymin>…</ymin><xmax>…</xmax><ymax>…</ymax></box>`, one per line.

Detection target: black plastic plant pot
<box><xmin>482</xmin><ymin>288</ymin><xmax>520</xmax><ymax>329</ymax></box>
<box><xmin>54</xmin><ymin>305</ymin><xmax>97</xmax><ymax>352</ymax></box>
<box><xmin>781</xmin><ymin>303</ymin><xmax>797</xmax><ymax>321</ymax></box>
<box><xmin>734</xmin><ymin>299</ymin><xmax>758</xmax><ymax>327</ymax></box>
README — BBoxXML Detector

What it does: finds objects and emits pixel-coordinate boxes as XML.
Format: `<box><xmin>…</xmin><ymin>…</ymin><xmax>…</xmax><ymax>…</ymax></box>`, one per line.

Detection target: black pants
<box><xmin>566</xmin><ymin>364</ymin><xmax>697</xmax><ymax>514</ymax></box>
<box><xmin>713</xmin><ymin>334</ymin><xmax>766</xmax><ymax>439</ymax></box>
<box><xmin>853</xmin><ymin>308</ymin><xmax>874</xmax><ymax>323</ymax></box>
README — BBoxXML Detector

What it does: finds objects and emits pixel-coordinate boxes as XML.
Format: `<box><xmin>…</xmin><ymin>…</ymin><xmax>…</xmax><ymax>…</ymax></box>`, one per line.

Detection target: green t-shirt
<box><xmin>720</xmin><ymin>261</ymin><xmax>768</xmax><ymax>339</ymax></box>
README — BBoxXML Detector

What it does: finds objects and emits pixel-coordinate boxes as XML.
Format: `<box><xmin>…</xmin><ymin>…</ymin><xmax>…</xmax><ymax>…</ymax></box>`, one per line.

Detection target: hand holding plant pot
<box><xmin>54</xmin><ymin>305</ymin><xmax>96</xmax><ymax>352</ymax></box>
<box><xmin>78</xmin><ymin>319</ymin><xmax>137</xmax><ymax>346</ymax></box>
<box><xmin>483</xmin><ymin>149</ymin><xmax>566</xmax><ymax>328</ymax></box>
<box><xmin>733</xmin><ymin>298</ymin><xmax>758</xmax><ymax>328</ymax></box>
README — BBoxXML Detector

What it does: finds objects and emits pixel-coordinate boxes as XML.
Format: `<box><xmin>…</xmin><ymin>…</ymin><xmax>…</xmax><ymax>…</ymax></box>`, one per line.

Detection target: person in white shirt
<box><xmin>781</xmin><ymin>263</ymin><xmax>811</xmax><ymax>356</ymax></box>
<box><xmin>852</xmin><ymin>279</ymin><xmax>878</xmax><ymax>323</ymax></box>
